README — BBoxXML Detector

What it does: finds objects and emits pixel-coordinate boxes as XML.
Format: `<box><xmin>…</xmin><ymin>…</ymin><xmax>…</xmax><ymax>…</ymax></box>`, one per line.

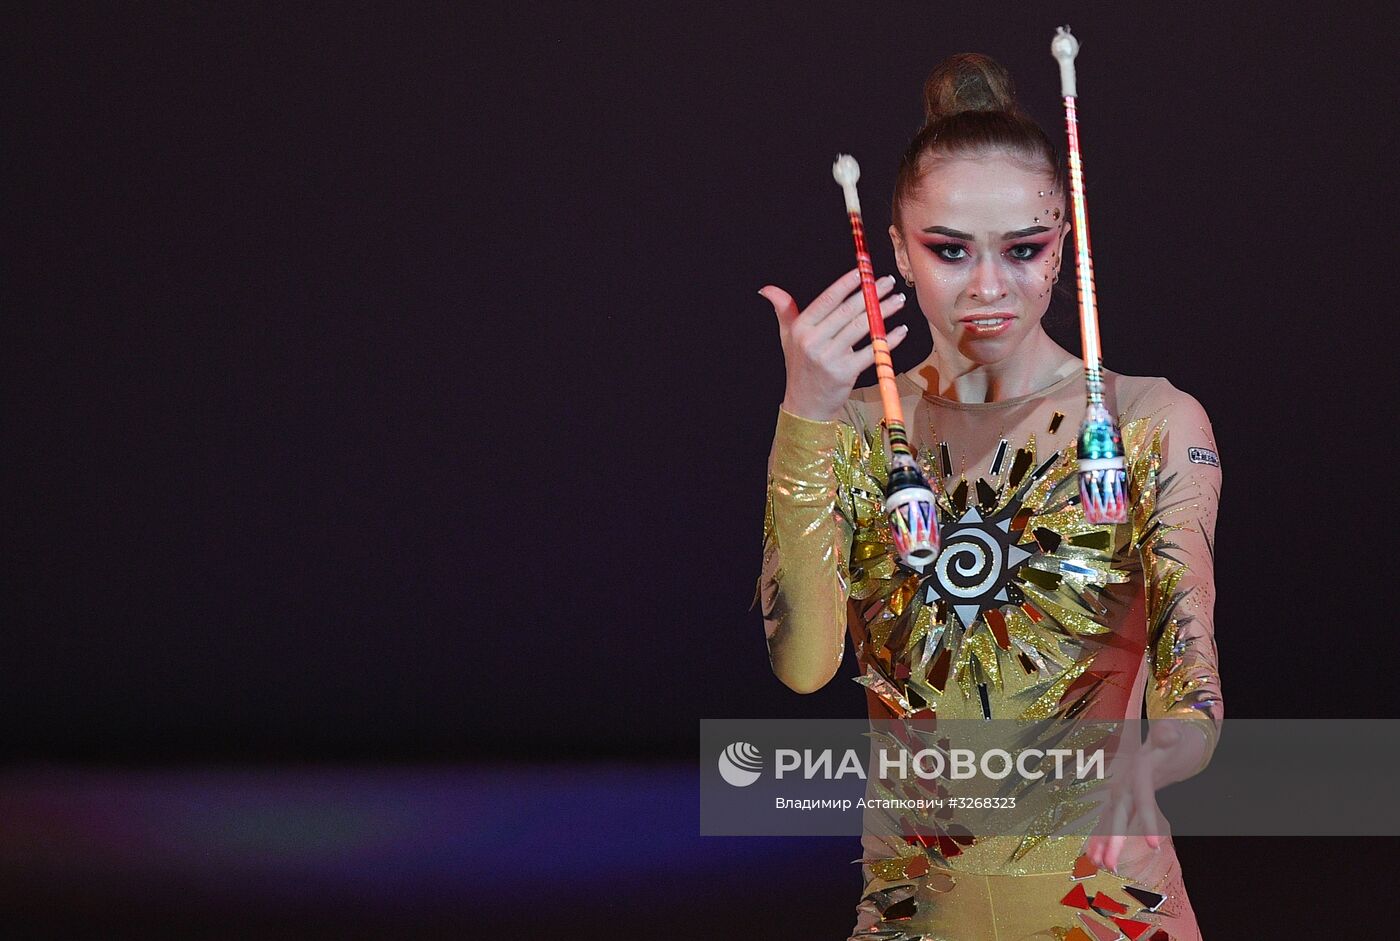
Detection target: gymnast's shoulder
<box><xmin>1107</xmin><ymin>370</ymin><xmax>1214</xmax><ymax>433</ymax></box>
<box><xmin>1103</xmin><ymin>372</ymin><xmax>1215</xmax><ymax>467</ymax></box>
<box><xmin>841</xmin><ymin>378</ymin><xmax>924</xmax><ymax>433</ymax></box>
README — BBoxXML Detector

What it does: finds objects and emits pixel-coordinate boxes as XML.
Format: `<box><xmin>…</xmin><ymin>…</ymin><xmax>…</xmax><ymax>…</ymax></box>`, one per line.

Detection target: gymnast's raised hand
<box><xmin>759</xmin><ymin>266</ymin><xmax>911</xmax><ymax>424</ymax></box>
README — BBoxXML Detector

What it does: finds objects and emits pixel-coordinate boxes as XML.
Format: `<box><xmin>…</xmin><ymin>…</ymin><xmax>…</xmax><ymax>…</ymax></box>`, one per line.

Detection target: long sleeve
<box><xmin>1134</xmin><ymin>383</ymin><xmax>1225</xmax><ymax>777</ymax></box>
<box><xmin>752</xmin><ymin>406</ymin><xmax>856</xmax><ymax>694</ymax></box>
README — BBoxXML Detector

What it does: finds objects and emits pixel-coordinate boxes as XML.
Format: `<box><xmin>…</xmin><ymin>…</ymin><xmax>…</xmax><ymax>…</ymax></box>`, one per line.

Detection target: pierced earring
<box><xmin>904</xmin><ymin>275</ymin><xmax>915</xmax><ymax>287</ymax></box>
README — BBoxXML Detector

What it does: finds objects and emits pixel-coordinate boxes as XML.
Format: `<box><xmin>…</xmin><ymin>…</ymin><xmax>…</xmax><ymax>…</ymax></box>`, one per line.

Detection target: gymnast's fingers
<box><xmin>758</xmin><ymin>284</ymin><xmax>800</xmax><ymax>330</ymax></box>
<box><xmin>1084</xmin><ymin>834</ymin><xmax>1104</xmax><ymax>868</ymax></box>
<box><xmin>829</xmin><ymin>290</ymin><xmax>906</xmax><ymax>350</ymax></box>
<box><xmin>1135</xmin><ymin>768</ymin><xmax>1164</xmax><ymax>849</ymax></box>
<box><xmin>815</xmin><ymin>274</ymin><xmax>899</xmax><ymax>340</ymax></box>
<box><xmin>795</xmin><ymin>266</ymin><xmax>863</xmax><ymax>330</ymax></box>
<box><xmin>1104</xmin><ymin>796</ymin><xmax>1130</xmax><ymax>872</ymax></box>
<box><xmin>847</xmin><ymin>321</ymin><xmax>911</xmax><ymax>372</ymax></box>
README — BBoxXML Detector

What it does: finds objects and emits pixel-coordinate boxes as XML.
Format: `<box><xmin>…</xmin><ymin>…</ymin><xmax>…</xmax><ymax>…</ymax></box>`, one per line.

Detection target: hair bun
<box><xmin>922</xmin><ymin>52</ymin><xmax>1020</xmax><ymax>125</ymax></box>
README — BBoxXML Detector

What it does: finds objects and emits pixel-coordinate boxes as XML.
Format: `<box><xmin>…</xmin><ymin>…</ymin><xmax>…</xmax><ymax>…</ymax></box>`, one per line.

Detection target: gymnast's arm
<box><xmin>752</xmin><ymin>266</ymin><xmax>910</xmax><ymax>693</ymax></box>
<box><xmin>1139</xmin><ymin>383</ymin><xmax>1225</xmax><ymax>783</ymax></box>
<box><xmin>753</xmin><ymin>405</ymin><xmax>857</xmax><ymax>694</ymax></box>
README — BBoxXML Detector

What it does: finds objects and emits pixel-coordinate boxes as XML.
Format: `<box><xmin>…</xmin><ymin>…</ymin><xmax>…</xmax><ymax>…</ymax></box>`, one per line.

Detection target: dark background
<box><xmin>5</xmin><ymin>1</ymin><xmax>1395</xmax><ymax>935</ymax></box>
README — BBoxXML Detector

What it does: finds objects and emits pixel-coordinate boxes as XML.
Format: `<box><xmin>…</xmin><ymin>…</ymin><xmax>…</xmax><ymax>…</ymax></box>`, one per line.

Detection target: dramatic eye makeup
<box><xmin>928</xmin><ymin>242</ymin><xmax>970</xmax><ymax>261</ymax></box>
<box><xmin>1005</xmin><ymin>242</ymin><xmax>1048</xmax><ymax>261</ymax></box>
<box><xmin>921</xmin><ymin>237</ymin><xmax>1052</xmax><ymax>263</ymax></box>
<box><xmin>919</xmin><ymin>224</ymin><xmax>1054</xmax><ymax>263</ymax></box>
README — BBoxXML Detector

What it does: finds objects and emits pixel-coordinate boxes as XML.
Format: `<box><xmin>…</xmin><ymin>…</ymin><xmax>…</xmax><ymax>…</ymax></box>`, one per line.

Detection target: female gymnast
<box><xmin>755</xmin><ymin>49</ymin><xmax>1223</xmax><ymax>940</ymax></box>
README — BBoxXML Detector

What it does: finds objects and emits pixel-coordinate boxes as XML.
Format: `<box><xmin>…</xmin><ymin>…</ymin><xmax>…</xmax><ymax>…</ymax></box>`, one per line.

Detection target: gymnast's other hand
<box><xmin>759</xmin><ymin>266</ymin><xmax>910</xmax><ymax>423</ymax></box>
<box><xmin>1082</xmin><ymin>720</ymin><xmax>1194</xmax><ymax>872</ymax></box>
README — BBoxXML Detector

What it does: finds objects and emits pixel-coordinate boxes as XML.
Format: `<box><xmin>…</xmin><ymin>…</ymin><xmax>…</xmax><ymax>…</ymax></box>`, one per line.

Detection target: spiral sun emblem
<box><xmin>923</xmin><ymin>505</ymin><xmax>1035</xmax><ymax>630</ymax></box>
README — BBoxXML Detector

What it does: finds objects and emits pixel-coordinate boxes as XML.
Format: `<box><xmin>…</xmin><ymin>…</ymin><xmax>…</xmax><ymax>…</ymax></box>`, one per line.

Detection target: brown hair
<box><xmin>891</xmin><ymin>53</ymin><xmax>1067</xmax><ymax>230</ymax></box>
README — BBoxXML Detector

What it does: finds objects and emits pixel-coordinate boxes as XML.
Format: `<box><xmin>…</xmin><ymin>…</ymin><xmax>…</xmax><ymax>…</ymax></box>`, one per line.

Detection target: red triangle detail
<box><xmin>1060</xmin><ymin>883</ymin><xmax>1091</xmax><ymax>909</ymax></box>
<box><xmin>1091</xmin><ymin>891</ymin><xmax>1129</xmax><ymax>914</ymax></box>
<box><xmin>1111</xmin><ymin>917</ymin><xmax>1153</xmax><ymax>940</ymax></box>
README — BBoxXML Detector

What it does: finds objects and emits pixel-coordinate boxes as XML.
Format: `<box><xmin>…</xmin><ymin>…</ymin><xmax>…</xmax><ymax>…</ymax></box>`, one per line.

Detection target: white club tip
<box><xmin>831</xmin><ymin>154</ymin><xmax>860</xmax><ymax>187</ymax></box>
<box><xmin>1051</xmin><ymin>25</ymin><xmax>1079</xmax><ymax>62</ymax></box>
<box><xmin>1051</xmin><ymin>26</ymin><xmax>1079</xmax><ymax>97</ymax></box>
<box><xmin>832</xmin><ymin>153</ymin><xmax>862</xmax><ymax>213</ymax></box>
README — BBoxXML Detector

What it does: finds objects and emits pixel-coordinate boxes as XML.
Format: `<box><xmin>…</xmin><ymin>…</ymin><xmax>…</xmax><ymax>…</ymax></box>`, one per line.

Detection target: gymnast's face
<box><xmin>890</xmin><ymin>153</ymin><xmax>1069</xmax><ymax>366</ymax></box>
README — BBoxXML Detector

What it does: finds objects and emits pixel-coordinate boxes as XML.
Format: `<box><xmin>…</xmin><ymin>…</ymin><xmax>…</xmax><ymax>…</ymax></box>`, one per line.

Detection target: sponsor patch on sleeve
<box><xmin>1188</xmin><ymin>447</ymin><xmax>1220</xmax><ymax>467</ymax></box>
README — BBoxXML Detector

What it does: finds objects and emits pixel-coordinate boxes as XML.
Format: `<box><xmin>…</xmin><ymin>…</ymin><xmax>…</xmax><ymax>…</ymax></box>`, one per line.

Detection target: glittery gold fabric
<box><xmin>755</xmin><ymin>371</ymin><xmax>1221</xmax><ymax>941</ymax></box>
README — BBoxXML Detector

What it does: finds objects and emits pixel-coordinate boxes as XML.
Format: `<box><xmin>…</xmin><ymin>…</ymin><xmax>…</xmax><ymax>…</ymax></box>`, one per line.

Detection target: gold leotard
<box><xmin>756</xmin><ymin>370</ymin><xmax>1223</xmax><ymax>941</ymax></box>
